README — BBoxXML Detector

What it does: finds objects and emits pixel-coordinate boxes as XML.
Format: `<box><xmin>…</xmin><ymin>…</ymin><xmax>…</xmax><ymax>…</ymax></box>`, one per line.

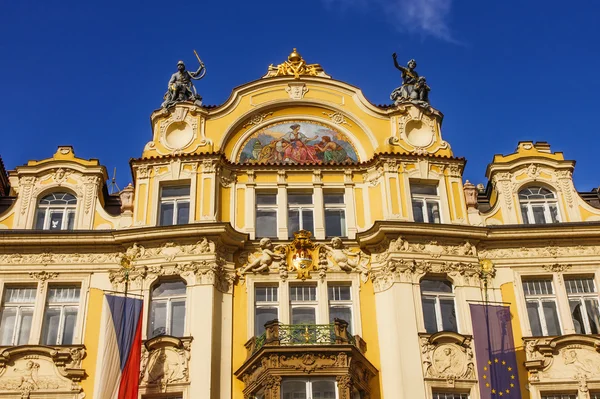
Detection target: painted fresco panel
<box><xmin>237</xmin><ymin>121</ymin><xmax>359</xmax><ymax>164</ymax></box>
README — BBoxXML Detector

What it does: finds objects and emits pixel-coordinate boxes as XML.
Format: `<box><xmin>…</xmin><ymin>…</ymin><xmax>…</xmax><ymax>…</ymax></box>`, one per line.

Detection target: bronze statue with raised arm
<box><xmin>161</xmin><ymin>51</ymin><xmax>206</xmax><ymax>109</ymax></box>
<box><xmin>390</xmin><ymin>53</ymin><xmax>430</xmax><ymax>105</ymax></box>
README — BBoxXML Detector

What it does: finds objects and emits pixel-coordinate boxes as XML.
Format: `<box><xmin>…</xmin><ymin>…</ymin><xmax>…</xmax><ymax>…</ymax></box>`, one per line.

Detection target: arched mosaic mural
<box><xmin>237</xmin><ymin>121</ymin><xmax>359</xmax><ymax>164</ymax></box>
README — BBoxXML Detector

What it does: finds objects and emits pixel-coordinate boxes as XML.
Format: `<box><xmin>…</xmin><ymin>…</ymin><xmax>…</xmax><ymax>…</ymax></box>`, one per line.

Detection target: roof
<box><xmin>0</xmin><ymin>155</ymin><xmax>9</xmax><ymax>196</ymax></box>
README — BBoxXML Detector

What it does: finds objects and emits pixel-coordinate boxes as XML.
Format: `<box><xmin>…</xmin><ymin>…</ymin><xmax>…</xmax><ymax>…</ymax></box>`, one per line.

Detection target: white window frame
<box><xmin>519</xmin><ymin>186</ymin><xmax>561</xmax><ymax>224</ymax></box>
<box><xmin>324</xmin><ymin>192</ymin><xmax>347</xmax><ymax>238</ymax></box>
<box><xmin>432</xmin><ymin>393</ymin><xmax>470</xmax><ymax>399</ymax></box>
<box><xmin>564</xmin><ymin>277</ymin><xmax>600</xmax><ymax>335</ymax></box>
<box><xmin>287</xmin><ymin>192</ymin><xmax>314</xmax><ymax>238</ymax></box>
<box><xmin>410</xmin><ymin>182</ymin><xmax>441</xmax><ymax>224</ymax></box>
<box><xmin>149</xmin><ymin>280</ymin><xmax>187</xmax><ymax>338</ymax></box>
<box><xmin>522</xmin><ymin>279</ymin><xmax>562</xmax><ymax>336</ymax></box>
<box><xmin>420</xmin><ymin>279</ymin><xmax>457</xmax><ymax>333</ymax></box>
<box><xmin>289</xmin><ymin>284</ymin><xmax>319</xmax><ymax>324</ymax></box>
<box><xmin>41</xmin><ymin>285</ymin><xmax>81</xmax><ymax>345</ymax></box>
<box><xmin>541</xmin><ymin>394</ymin><xmax>578</xmax><ymax>399</ymax></box>
<box><xmin>328</xmin><ymin>284</ymin><xmax>353</xmax><ymax>332</ymax></box>
<box><xmin>254</xmin><ymin>285</ymin><xmax>279</xmax><ymax>336</ymax></box>
<box><xmin>35</xmin><ymin>192</ymin><xmax>77</xmax><ymax>230</ymax></box>
<box><xmin>255</xmin><ymin>192</ymin><xmax>278</xmax><ymax>238</ymax></box>
<box><xmin>280</xmin><ymin>377</ymin><xmax>339</xmax><ymax>399</ymax></box>
<box><xmin>0</xmin><ymin>286</ymin><xmax>37</xmax><ymax>346</ymax></box>
<box><xmin>158</xmin><ymin>185</ymin><xmax>191</xmax><ymax>226</ymax></box>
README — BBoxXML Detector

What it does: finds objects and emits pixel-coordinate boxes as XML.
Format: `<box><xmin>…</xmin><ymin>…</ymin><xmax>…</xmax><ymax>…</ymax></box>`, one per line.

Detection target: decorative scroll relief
<box><xmin>237</xmin><ymin>121</ymin><xmax>359</xmax><ymax>164</ymax></box>
<box><xmin>524</xmin><ymin>336</ymin><xmax>600</xmax><ymax>385</ymax></box>
<box><xmin>420</xmin><ymin>332</ymin><xmax>476</xmax><ymax>386</ymax></box>
<box><xmin>140</xmin><ymin>336</ymin><xmax>191</xmax><ymax>393</ymax></box>
<box><xmin>0</xmin><ymin>346</ymin><xmax>85</xmax><ymax>399</ymax></box>
<box><xmin>478</xmin><ymin>244</ymin><xmax>600</xmax><ymax>259</ymax></box>
<box><xmin>388</xmin><ymin>107</ymin><xmax>448</xmax><ymax>155</ymax></box>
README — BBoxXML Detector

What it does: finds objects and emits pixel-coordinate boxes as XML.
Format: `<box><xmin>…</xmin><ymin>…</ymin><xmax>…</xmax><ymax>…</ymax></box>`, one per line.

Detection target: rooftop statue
<box><xmin>264</xmin><ymin>48</ymin><xmax>330</xmax><ymax>79</ymax></box>
<box><xmin>161</xmin><ymin>50</ymin><xmax>206</xmax><ymax>109</ymax></box>
<box><xmin>390</xmin><ymin>53</ymin><xmax>430</xmax><ymax>105</ymax></box>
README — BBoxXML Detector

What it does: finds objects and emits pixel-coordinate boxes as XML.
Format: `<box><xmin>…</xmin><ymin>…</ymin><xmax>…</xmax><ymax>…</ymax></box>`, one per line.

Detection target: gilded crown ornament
<box><xmin>264</xmin><ymin>48</ymin><xmax>330</xmax><ymax>79</ymax></box>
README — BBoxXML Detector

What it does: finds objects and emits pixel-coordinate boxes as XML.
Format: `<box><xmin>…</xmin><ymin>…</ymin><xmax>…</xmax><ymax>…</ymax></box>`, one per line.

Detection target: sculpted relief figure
<box><xmin>162</xmin><ymin>54</ymin><xmax>206</xmax><ymax>109</ymax></box>
<box><xmin>322</xmin><ymin>237</ymin><xmax>368</xmax><ymax>273</ymax></box>
<box><xmin>390</xmin><ymin>53</ymin><xmax>431</xmax><ymax>105</ymax></box>
<box><xmin>239</xmin><ymin>238</ymin><xmax>287</xmax><ymax>275</ymax></box>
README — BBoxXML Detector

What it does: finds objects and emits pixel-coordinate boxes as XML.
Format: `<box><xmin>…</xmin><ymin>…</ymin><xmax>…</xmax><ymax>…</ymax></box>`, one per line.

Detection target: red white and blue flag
<box><xmin>96</xmin><ymin>294</ymin><xmax>144</xmax><ymax>399</ymax></box>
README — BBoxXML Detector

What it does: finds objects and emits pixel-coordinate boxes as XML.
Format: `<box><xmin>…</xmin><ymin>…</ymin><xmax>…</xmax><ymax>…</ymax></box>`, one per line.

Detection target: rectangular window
<box><xmin>523</xmin><ymin>279</ymin><xmax>561</xmax><ymax>336</ymax></box>
<box><xmin>256</xmin><ymin>193</ymin><xmax>278</xmax><ymax>238</ymax></box>
<box><xmin>159</xmin><ymin>185</ymin><xmax>190</xmax><ymax>226</ymax></box>
<box><xmin>255</xmin><ymin>286</ymin><xmax>279</xmax><ymax>336</ymax></box>
<box><xmin>420</xmin><ymin>279</ymin><xmax>457</xmax><ymax>333</ymax></box>
<box><xmin>0</xmin><ymin>287</ymin><xmax>36</xmax><ymax>346</ymax></box>
<box><xmin>411</xmin><ymin>182</ymin><xmax>441</xmax><ymax>223</ymax></box>
<box><xmin>328</xmin><ymin>284</ymin><xmax>353</xmax><ymax>333</ymax></box>
<box><xmin>541</xmin><ymin>394</ymin><xmax>577</xmax><ymax>399</ymax></box>
<box><xmin>565</xmin><ymin>277</ymin><xmax>600</xmax><ymax>334</ymax></box>
<box><xmin>324</xmin><ymin>193</ymin><xmax>346</xmax><ymax>237</ymax></box>
<box><xmin>288</xmin><ymin>193</ymin><xmax>314</xmax><ymax>238</ymax></box>
<box><xmin>281</xmin><ymin>378</ymin><xmax>336</xmax><ymax>399</ymax></box>
<box><xmin>290</xmin><ymin>285</ymin><xmax>318</xmax><ymax>325</ymax></box>
<box><xmin>41</xmin><ymin>286</ymin><xmax>80</xmax><ymax>345</ymax></box>
<box><xmin>433</xmin><ymin>393</ymin><xmax>469</xmax><ymax>399</ymax></box>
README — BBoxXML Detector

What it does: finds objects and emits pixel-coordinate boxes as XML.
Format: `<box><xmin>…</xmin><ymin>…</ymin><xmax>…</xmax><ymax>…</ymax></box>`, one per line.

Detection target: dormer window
<box><xmin>35</xmin><ymin>192</ymin><xmax>77</xmax><ymax>230</ymax></box>
<box><xmin>519</xmin><ymin>186</ymin><xmax>560</xmax><ymax>224</ymax></box>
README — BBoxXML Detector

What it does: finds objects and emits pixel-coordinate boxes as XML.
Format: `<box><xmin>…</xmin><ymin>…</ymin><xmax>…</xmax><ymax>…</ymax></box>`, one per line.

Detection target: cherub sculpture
<box><xmin>321</xmin><ymin>237</ymin><xmax>368</xmax><ymax>272</ymax></box>
<box><xmin>239</xmin><ymin>238</ymin><xmax>286</xmax><ymax>275</ymax></box>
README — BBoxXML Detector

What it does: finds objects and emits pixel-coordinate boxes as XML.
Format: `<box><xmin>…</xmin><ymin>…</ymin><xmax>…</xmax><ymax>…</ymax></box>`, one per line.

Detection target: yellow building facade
<box><xmin>1</xmin><ymin>50</ymin><xmax>600</xmax><ymax>399</ymax></box>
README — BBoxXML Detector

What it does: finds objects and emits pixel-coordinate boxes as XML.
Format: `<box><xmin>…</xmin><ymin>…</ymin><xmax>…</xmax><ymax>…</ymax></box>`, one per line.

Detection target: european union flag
<box><xmin>470</xmin><ymin>304</ymin><xmax>521</xmax><ymax>399</ymax></box>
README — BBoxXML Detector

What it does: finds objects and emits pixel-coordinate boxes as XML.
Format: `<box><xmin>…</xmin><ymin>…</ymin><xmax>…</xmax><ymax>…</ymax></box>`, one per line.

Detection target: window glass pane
<box><xmin>426</xmin><ymin>201</ymin><xmax>441</xmax><ymax>223</ymax></box>
<box><xmin>41</xmin><ymin>307</ymin><xmax>61</xmax><ymax>345</ymax></box>
<box><xmin>440</xmin><ymin>298</ymin><xmax>457</xmax><ymax>332</ymax></box>
<box><xmin>159</xmin><ymin>202</ymin><xmax>174</xmax><ymax>226</ymax></box>
<box><xmin>255</xmin><ymin>286</ymin><xmax>278</xmax><ymax>302</ymax></box>
<box><xmin>288</xmin><ymin>209</ymin><xmax>300</xmax><ymax>236</ymax></box>
<box><xmin>282</xmin><ymin>380</ymin><xmax>306</xmax><ymax>399</ymax></box>
<box><xmin>176</xmin><ymin>201</ymin><xmax>190</xmax><ymax>225</ymax></box>
<box><xmin>302</xmin><ymin>209</ymin><xmax>314</xmax><ymax>234</ymax></box>
<box><xmin>256</xmin><ymin>210</ymin><xmax>277</xmax><ymax>237</ymax></box>
<box><xmin>532</xmin><ymin>205</ymin><xmax>547</xmax><ymax>224</ymax></box>
<box><xmin>542</xmin><ymin>301</ymin><xmax>561</xmax><ymax>335</ymax></box>
<box><xmin>0</xmin><ymin>308</ymin><xmax>16</xmax><ymax>345</ymax></box>
<box><xmin>35</xmin><ymin>209</ymin><xmax>46</xmax><ymax>229</ymax></box>
<box><xmin>150</xmin><ymin>302</ymin><xmax>167</xmax><ymax>337</ymax></box>
<box><xmin>325</xmin><ymin>209</ymin><xmax>345</xmax><ymax>237</ymax></box>
<box><xmin>256</xmin><ymin>194</ymin><xmax>277</xmax><ymax>205</ymax></box>
<box><xmin>584</xmin><ymin>299</ymin><xmax>600</xmax><ymax>334</ymax></box>
<box><xmin>312</xmin><ymin>380</ymin><xmax>336</xmax><ymax>399</ymax></box>
<box><xmin>526</xmin><ymin>301</ymin><xmax>543</xmax><ymax>336</ymax></box>
<box><xmin>324</xmin><ymin>194</ymin><xmax>344</xmax><ymax>204</ymax></box>
<box><xmin>17</xmin><ymin>308</ymin><xmax>33</xmax><ymax>345</ymax></box>
<box><xmin>421</xmin><ymin>280</ymin><xmax>453</xmax><ymax>293</ymax></box>
<box><xmin>412</xmin><ymin>200</ymin><xmax>425</xmax><ymax>223</ymax></box>
<box><xmin>290</xmin><ymin>286</ymin><xmax>317</xmax><ymax>301</ymax></box>
<box><xmin>411</xmin><ymin>184</ymin><xmax>438</xmax><ymax>195</ymax></box>
<box><xmin>549</xmin><ymin>204</ymin><xmax>559</xmax><ymax>223</ymax></box>
<box><xmin>66</xmin><ymin>210</ymin><xmax>76</xmax><ymax>230</ymax></box>
<box><xmin>48</xmin><ymin>287</ymin><xmax>80</xmax><ymax>302</ymax></box>
<box><xmin>328</xmin><ymin>286</ymin><xmax>351</xmax><ymax>301</ymax></box>
<box><xmin>288</xmin><ymin>194</ymin><xmax>312</xmax><ymax>204</ymax></box>
<box><xmin>49</xmin><ymin>211</ymin><xmax>64</xmax><ymax>230</ymax></box>
<box><xmin>422</xmin><ymin>297</ymin><xmax>438</xmax><ymax>333</ymax></box>
<box><xmin>329</xmin><ymin>306</ymin><xmax>352</xmax><ymax>332</ymax></box>
<box><xmin>5</xmin><ymin>288</ymin><xmax>37</xmax><ymax>303</ymax></box>
<box><xmin>170</xmin><ymin>300</ymin><xmax>186</xmax><ymax>337</ymax></box>
<box><xmin>162</xmin><ymin>186</ymin><xmax>190</xmax><ymax>197</ymax></box>
<box><xmin>62</xmin><ymin>307</ymin><xmax>78</xmax><ymax>344</ymax></box>
<box><xmin>255</xmin><ymin>308</ymin><xmax>278</xmax><ymax>335</ymax></box>
<box><xmin>291</xmin><ymin>307</ymin><xmax>316</xmax><ymax>324</ymax></box>
<box><xmin>570</xmin><ymin>299</ymin><xmax>585</xmax><ymax>334</ymax></box>
<box><xmin>153</xmin><ymin>281</ymin><xmax>186</xmax><ymax>297</ymax></box>
<box><xmin>521</xmin><ymin>204</ymin><xmax>530</xmax><ymax>224</ymax></box>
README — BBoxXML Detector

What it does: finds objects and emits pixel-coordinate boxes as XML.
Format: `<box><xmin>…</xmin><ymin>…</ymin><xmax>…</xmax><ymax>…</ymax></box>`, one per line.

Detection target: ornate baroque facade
<box><xmin>0</xmin><ymin>50</ymin><xmax>600</xmax><ymax>399</ymax></box>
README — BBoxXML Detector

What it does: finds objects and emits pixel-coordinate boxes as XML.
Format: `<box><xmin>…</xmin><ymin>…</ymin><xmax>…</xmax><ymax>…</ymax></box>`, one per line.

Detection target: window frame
<box><xmin>287</xmin><ymin>192</ymin><xmax>315</xmax><ymax>238</ymax></box>
<box><xmin>522</xmin><ymin>278</ymin><xmax>563</xmax><ymax>336</ymax></box>
<box><xmin>280</xmin><ymin>377</ymin><xmax>338</xmax><ymax>399</ymax></box>
<box><xmin>255</xmin><ymin>191</ymin><xmax>278</xmax><ymax>238</ymax></box>
<box><xmin>148</xmin><ymin>279</ymin><xmax>187</xmax><ymax>338</ymax></box>
<box><xmin>410</xmin><ymin>182</ymin><xmax>442</xmax><ymax>224</ymax></box>
<box><xmin>323</xmin><ymin>192</ymin><xmax>347</xmax><ymax>238</ymax></box>
<box><xmin>254</xmin><ymin>285</ymin><xmax>279</xmax><ymax>336</ymax></box>
<box><xmin>564</xmin><ymin>276</ymin><xmax>600</xmax><ymax>335</ymax></box>
<box><xmin>158</xmin><ymin>184</ymin><xmax>191</xmax><ymax>226</ymax></box>
<box><xmin>35</xmin><ymin>192</ymin><xmax>78</xmax><ymax>231</ymax></box>
<box><xmin>420</xmin><ymin>278</ymin><xmax>458</xmax><ymax>333</ymax></box>
<box><xmin>328</xmin><ymin>284</ymin><xmax>353</xmax><ymax>332</ymax></box>
<box><xmin>518</xmin><ymin>186</ymin><xmax>561</xmax><ymax>225</ymax></box>
<box><xmin>41</xmin><ymin>285</ymin><xmax>81</xmax><ymax>345</ymax></box>
<box><xmin>289</xmin><ymin>284</ymin><xmax>319</xmax><ymax>325</ymax></box>
<box><xmin>0</xmin><ymin>286</ymin><xmax>37</xmax><ymax>346</ymax></box>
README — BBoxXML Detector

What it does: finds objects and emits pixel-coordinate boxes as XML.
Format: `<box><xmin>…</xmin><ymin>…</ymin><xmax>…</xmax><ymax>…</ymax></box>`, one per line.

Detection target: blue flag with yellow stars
<box><xmin>470</xmin><ymin>304</ymin><xmax>521</xmax><ymax>399</ymax></box>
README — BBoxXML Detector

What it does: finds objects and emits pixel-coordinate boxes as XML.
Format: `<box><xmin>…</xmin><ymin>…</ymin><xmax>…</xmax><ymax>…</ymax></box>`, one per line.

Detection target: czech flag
<box><xmin>96</xmin><ymin>294</ymin><xmax>144</xmax><ymax>399</ymax></box>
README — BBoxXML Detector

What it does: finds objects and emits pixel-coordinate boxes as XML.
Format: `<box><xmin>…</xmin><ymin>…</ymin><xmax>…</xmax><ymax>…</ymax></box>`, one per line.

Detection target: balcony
<box><xmin>236</xmin><ymin>319</ymin><xmax>376</xmax><ymax>399</ymax></box>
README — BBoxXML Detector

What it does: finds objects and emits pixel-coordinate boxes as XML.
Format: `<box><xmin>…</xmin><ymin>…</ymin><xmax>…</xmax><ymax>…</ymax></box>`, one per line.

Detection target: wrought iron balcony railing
<box><xmin>246</xmin><ymin>318</ymin><xmax>366</xmax><ymax>357</ymax></box>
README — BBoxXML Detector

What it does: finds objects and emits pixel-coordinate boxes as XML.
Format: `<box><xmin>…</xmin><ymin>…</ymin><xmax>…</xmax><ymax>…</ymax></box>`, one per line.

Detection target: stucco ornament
<box><xmin>264</xmin><ymin>48</ymin><xmax>330</xmax><ymax>79</ymax></box>
<box><xmin>320</xmin><ymin>238</ymin><xmax>369</xmax><ymax>281</ymax></box>
<box><xmin>238</xmin><ymin>238</ymin><xmax>287</xmax><ymax>276</ymax></box>
<box><xmin>140</xmin><ymin>336</ymin><xmax>191</xmax><ymax>393</ymax></box>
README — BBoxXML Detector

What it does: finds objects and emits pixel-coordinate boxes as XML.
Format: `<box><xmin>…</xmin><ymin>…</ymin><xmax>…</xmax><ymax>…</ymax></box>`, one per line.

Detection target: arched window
<box><xmin>420</xmin><ymin>279</ymin><xmax>457</xmax><ymax>333</ymax></box>
<box><xmin>149</xmin><ymin>280</ymin><xmax>186</xmax><ymax>338</ymax></box>
<box><xmin>35</xmin><ymin>192</ymin><xmax>77</xmax><ymax>230</ymax></box>
<box><xmin>519</xmin><ymin>186</ymin><xmax>560</xmax><ymax>224</ymax></box>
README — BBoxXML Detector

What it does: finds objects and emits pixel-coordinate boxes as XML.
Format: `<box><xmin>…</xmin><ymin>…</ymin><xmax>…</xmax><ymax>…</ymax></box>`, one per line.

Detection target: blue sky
<box><xmin>1</xmin><ymin>0</ymin><xmax>598</xmax><ymax>191</ymax></box>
